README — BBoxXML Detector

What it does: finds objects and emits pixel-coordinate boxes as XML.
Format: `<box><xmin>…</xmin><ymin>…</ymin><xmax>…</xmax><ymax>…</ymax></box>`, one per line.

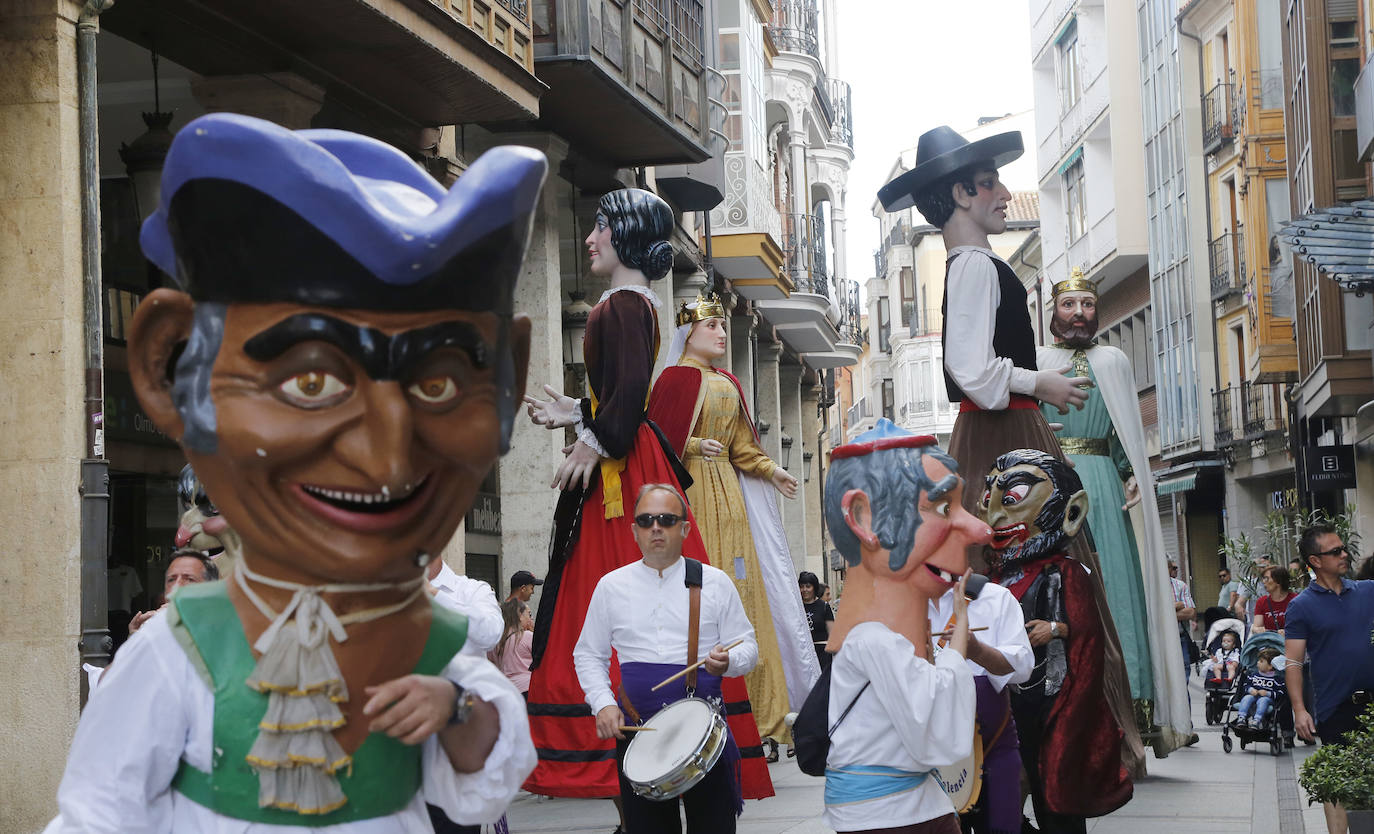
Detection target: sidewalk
<box><xmin>505</xmin><ymin>675</ymin><xmax>1322</xmax><ymax>833</ymax></box>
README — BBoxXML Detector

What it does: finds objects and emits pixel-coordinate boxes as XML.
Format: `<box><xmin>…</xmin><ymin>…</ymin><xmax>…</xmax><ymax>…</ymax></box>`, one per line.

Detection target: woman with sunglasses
<box><xmin>647</xmin><ymin>294</ymin><xmax>818</xmax><ymax>763</ymax></box>
<box><xmin>521</xmin><ymin>190</ymin><xmax>772</xmax><ymax>805</ymax></box>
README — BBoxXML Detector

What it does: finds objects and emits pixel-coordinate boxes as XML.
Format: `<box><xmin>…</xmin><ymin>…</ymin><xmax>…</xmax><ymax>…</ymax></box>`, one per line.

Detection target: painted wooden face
<box><xmin>180</xmin><ymin>303</ymin><xmax>508</xmax><ymax>584</ymax></box>
<box><xmin>980</xmin><ymin>457</ymin><xmax>1088</xmax><ymax>569</ymax></box>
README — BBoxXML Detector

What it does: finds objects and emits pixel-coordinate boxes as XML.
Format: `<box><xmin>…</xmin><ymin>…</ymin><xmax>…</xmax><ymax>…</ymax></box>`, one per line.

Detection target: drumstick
<box><xmin>650</xmin><ymin>639</ymin><xmax>746</xmax><ymax>691</ymax></box>
<box><xmin>932</xmin><ymin>626</ymin><xmax>990</xmax><ymax>639</ymax></box>
<box><xmin>618</xmin><ymin>726</ymin><xmax>658</xmax><ymax>732</ymax></box>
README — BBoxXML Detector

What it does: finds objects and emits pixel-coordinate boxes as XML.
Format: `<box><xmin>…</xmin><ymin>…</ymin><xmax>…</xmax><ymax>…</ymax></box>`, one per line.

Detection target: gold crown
<box><xmin>1052</xmin><ymin>267</ymin><xmax>1098</xmax><ymax>298</ymax></box>
<box><xmin>675</xmin><ymin>292</ymin><xmax>726</xmax><ymax>327</ymax></box>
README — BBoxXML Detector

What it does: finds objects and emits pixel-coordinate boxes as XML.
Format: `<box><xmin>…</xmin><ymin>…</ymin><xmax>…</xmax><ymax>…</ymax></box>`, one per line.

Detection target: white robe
<box><xmin>1037</xmin><ymin>342</ymin><xmax>1193</xmax><ymax>746</ymax></box>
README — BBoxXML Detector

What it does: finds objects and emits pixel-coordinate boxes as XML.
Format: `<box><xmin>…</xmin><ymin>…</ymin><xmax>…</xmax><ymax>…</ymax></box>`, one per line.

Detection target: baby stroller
<box><xmin>1220</xmin><ymin>631</ymin><xmax>1289</xmax><ymax>756</ymax></box>
<box><xmin>1202</xmin><ymin>618</ymin><xmax>1245</xmax><ymax>726</ymax></box>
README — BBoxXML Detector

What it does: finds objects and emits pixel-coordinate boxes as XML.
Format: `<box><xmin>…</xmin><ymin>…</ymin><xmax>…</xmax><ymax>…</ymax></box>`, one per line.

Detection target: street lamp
<box><xmin>802</xmin><ymin>450</ymin><xmax>813</xmax><ymax>483</ymax></box>
<box><xmin>118</xmin><ymin>44</ymin><xmax>175</xmax><ymax>222</ymax></box>
<box><xmin>780</xmin><ymin>433</ymin><xmax>793</xmax><ymax>470</ymax></box>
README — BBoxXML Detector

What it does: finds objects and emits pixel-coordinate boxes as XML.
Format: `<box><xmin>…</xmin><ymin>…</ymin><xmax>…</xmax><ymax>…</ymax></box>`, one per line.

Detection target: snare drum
<box><xmin>621</xmin><ymin>697</ymin><xmax>729</xmax><ymax>801</ymax></box>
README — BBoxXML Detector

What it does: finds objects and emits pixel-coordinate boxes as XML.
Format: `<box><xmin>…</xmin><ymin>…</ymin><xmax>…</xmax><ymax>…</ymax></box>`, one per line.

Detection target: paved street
<box><xmin>505</xmin><ymin>676</ymin><xmax>1330</xmax><ymax>833</ymax></box>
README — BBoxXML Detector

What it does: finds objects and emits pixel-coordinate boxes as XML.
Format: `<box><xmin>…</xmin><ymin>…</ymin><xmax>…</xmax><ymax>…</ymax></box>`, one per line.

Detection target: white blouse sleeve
<box><xmin>422</xmin><ymin>653</ymin><xmax>537</xmax><ymax>825</ymax></box>
<box><xmin>850</xmin><ymin>625</ymin><xmax>975</xmax><ymax>770</ymax></box>
<box><xmin>984</xmin><ymin>589</ymin><xmax>1034</xmax><ymax>691</ymax></box>
<box><xmin>44</xmin><ymin>616</ymin><xmax>192</xmax><ymax>834</ymax></box>
<box><xmin>943</xmin><ymin>251</ymin><xmax>1038</xmax><ymax>409</ymax></box>
<box><xmin>451</xmin><ymin>575</ymin><xmax>505</xmax><ymax>656</ymax></box>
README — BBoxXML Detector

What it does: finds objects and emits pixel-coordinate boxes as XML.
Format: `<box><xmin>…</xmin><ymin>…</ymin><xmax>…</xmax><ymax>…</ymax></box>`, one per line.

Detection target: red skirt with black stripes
<box><xmin>523</xmin><ymin>422</ymin><xmax>774</xmax><ymax>800</ymax></box>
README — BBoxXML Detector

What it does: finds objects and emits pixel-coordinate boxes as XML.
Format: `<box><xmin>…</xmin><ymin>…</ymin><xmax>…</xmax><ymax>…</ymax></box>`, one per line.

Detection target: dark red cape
<box><xmin>648</xmin><ymin>365</ymin><xmax>759</xmax><ymax>458</ymax></box>
<box><xmin>1002</xmin><ymin>554</ymin><xmax>1133</xmax><ymax>817</ymax></box>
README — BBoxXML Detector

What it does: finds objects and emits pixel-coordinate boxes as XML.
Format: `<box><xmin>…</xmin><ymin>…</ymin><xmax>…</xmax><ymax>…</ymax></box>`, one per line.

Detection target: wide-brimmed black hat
<box><xmin>878</xmin><ymin>126</ymin><xmax>1023</xmax><ymax>212</ymax></box>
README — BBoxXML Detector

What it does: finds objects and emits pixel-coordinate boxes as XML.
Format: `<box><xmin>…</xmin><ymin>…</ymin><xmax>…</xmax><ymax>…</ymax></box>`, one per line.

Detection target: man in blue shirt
<box><xmin>1285</xmin><ymin>523</ymin><xmax>1374</xmax><ymax>834</ymax></box>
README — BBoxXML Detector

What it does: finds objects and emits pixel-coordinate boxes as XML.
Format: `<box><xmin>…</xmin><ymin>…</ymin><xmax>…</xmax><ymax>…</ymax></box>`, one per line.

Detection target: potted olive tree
<box><xmin>1299</xmin><ymin>705</ymin><xmax>1374</xmax><ymax>833</ymax></box>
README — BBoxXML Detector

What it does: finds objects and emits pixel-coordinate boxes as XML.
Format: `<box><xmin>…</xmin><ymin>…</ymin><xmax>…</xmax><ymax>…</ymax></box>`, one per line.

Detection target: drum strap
<box><xmin>685</xmin><ymin>558</ymin><xmax>703</xmax><ymax>692</ymax></box>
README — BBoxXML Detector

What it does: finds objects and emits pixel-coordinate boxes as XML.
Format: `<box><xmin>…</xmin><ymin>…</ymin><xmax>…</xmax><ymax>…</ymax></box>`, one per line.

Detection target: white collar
<box><xmin>430</xmin><ymin>560</ymin><xmax>460</xmax><ymax>592</ymax></box>
<box><xmin>599</xmin><ymin>284</ymin><xmax>662</xmax><ymax>308</ymax></box>
<box><xmin>637</xmin><ymin>556</ymin><xmax>685</xmax><ymax>579</ymax></box>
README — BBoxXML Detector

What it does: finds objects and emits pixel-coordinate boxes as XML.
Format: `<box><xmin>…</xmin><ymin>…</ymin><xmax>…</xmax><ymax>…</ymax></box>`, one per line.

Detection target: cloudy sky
<box><xmin>835</xmin><ymin>0</ymin><xmax>1036</xmax><ymax>285</ymax></box>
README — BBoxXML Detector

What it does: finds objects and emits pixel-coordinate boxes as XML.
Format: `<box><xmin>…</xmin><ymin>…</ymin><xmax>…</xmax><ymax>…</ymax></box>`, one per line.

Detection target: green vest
<box><xmin>167</xmin><ymin>581</ymin><xmax>468</xmax><ymax>825</ymax></box>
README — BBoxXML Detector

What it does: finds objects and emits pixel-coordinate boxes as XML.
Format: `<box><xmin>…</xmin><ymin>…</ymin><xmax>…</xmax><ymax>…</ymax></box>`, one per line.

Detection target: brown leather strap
<box><xmin>685</xmin><ymin>558</ymin><xmax>703</xmax><ymax>691</ymax></box>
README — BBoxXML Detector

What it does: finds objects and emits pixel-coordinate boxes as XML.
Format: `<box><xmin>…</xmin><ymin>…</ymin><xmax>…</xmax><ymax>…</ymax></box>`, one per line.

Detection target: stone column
<box><xmin>789</xmin><ymin>129</ymin><xmax>808</xmax><ymax>218</ymax></box>
<box><xmin>755</xmin><ymin>337</ymin><xmax>783</xmax><ymax>468</ymax></box>
<box><xmin>0</xmin><ymin>1</ymin><xmax>87</xmax><ymax>827</ymax></box>
<box><xmin>801</xmin><ymin>382</ymin><xmax>824</xmax><ymax>578</ymax></box>
<box><xmin>788</xmin><ymin>129</ymin><xmax>808</xmax><ymax>289</ymax></box>
<box><xmin>730</xmin><ymin>309</ymin><xmax>757</xmax><ymax>412</ymax></box>
<box><xmin>779</xmin><ymin>362</ymin><xmax>806</xmax><ymax>562</ymax></box>
<box><xmin>831</xmin><ymin>203</ymin><xmax>847</xmax><ymax>285</ymax></box>
<box><xmin>190</xmin><ymin>73</ymin><xmax>325</xmax><ymax>128</ymax></box>
<box><xmin>469</xmin><ymin>132</ymin><xmax>570</xmax><ymax>602</ymax></box>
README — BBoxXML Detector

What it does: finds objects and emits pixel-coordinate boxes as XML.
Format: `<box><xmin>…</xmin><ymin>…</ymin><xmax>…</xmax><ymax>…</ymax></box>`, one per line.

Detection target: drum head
<box><xmin>622</xmin><ymin>699</ymin><xmax>715</xmax><ymax>783</ymax></box>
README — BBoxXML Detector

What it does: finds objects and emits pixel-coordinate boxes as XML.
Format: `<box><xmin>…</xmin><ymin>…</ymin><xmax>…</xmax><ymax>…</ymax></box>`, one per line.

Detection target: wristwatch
<box><xmin>448</xmin><ymin>682</ymin><xmax>478</xmax><ymax>726</ymax></box>
<box><xmin>1049</xmin><ymin>622</ymin><xmax>1061</xmax><ymax>638</ymax></box>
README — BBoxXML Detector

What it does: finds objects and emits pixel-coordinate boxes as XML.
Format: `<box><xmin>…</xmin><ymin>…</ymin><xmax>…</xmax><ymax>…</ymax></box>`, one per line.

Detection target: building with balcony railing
<box><xmin>1201</xmin><ymin>81</ymin><xmax>1236</xmax><ymax>153</ymax></box>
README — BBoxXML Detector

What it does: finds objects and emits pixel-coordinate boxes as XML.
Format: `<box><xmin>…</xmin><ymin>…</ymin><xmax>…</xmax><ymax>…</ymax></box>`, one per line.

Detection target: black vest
<box><xmin>941</xmin><ymin>251</ymin><xmax>1038</xmax><ymax>402</ymax></box>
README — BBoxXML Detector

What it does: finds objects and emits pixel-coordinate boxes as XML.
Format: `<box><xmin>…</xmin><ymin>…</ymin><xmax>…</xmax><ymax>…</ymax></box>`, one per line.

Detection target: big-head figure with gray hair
<box><xmin>817</xmin><ymin>420</ymin><xmax>993</xmax><ymax>832</ymax></box>
<box><xmin>47</xmin><ymin>113</ymin><xmax>546</xmax><ymax>831</ymax></box>
<box><xmin>823</xmin><ymin>420</ymin><xmax>992</xmax><ymax>652</ymax></box>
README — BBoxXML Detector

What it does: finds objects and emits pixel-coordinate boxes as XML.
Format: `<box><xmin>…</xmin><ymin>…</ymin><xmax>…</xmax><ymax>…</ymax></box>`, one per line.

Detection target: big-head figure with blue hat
<box><xmin>46</xmin><ymin>113</ymin><xmax>546</xmax><ymax>831</ymax></box>
<box><xmin>817</xmin><ymin>419</ymin><xmax>996</xmax><ymax>831</ymax></box>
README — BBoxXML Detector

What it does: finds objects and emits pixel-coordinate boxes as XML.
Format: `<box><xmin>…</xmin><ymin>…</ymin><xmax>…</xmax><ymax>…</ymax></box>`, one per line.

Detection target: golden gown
<box><xmin>677</xmin><ymin>357</ymin><xmax>792</xmax><ymax>741</ymax></box>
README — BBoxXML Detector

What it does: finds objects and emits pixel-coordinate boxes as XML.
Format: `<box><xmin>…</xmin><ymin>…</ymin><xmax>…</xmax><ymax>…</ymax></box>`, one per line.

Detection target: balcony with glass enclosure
<box><xmin>531</xmin><ymin>0</ymin><xmax>713</xmax><ymax>164</ymax></box>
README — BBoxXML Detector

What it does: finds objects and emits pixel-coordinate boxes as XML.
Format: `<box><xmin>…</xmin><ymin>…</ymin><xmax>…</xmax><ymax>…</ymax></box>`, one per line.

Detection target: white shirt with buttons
<box><xmin>573</xmin><ymin>556</ymin><xmax>759</xmax><ymax>715</ymax></box>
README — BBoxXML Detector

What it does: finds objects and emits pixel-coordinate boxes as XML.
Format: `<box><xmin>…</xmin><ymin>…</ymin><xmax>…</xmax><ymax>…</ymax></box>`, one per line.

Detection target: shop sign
<box><xmin>466</xmin><ymin>492</ymin><xmax>501</xmax><ymax>535</ymax></box>
<box><xmin>104</xmin><ymin>370</ymin><xmax>178</xmax><ymax>447</ymax></box>
<box><xmin>1304</xmin><ymin>445</ymin><xmax>1357</xmax><ymax>492</ymax></box>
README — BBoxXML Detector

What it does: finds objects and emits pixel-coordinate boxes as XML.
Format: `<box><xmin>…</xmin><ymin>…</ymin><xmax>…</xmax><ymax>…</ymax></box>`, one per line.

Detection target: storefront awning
<box><xmin>1155</xmin><ymin>472</ymin><xmax>1199</xmax><ymax>495</ymax></box>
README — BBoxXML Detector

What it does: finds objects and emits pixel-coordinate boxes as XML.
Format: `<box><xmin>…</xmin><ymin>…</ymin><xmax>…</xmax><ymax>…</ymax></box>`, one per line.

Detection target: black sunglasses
<box><xmin>1314</xmin><ymin>545</ymin><xmax>1349</xmax><ymax>558</ymax></box>
<box><xmin>635</xmin><ymin>513</ymin><xmax>683</xmax><ymax>529</ymax></box>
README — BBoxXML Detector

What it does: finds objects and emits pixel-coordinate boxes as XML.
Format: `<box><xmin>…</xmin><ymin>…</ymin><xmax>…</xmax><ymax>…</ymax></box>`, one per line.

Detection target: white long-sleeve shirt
<box><xmin>429</xmin><ymin>561</ymin><xmax>504</xmax><ymax>657</ymax></box>
<box><xmin>574</xmin><ymin>557</ymin><xmax>758</xmax><ymax>715</ymax></box>
<box><xmin>44</xmin><ymin>612</ymin><xmax>535</xmax><ymax>834</ymax></box>
<box><xmin>943</xmin><ymin>246</ymin><xmax>1039</xmax><ymax>410</ymax></box>
<box><xmin>824</xmin><ymin>621</ymin><xmax>975</xmax><ymax>831</ymax></box>
<box><xmin>928</xmin><ymin>581</ymin><xmax>1033</xmax><ymax>692</ymax></box>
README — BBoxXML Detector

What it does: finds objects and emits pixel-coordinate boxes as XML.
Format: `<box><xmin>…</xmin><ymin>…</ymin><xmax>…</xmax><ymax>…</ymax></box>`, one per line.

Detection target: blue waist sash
<box><xmin>824</xmin><ymin>765</ymin><xmax>931</xmax><ymax>806</ymax></box>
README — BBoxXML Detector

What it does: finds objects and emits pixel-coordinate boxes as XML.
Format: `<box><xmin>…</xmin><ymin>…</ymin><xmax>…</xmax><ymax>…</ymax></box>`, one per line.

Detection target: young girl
<box><xmin>1210</xmin><ymin>631</ymin><xmax>1241</xmax><ymax>682</ymax></box>
<box><xmin>489</xmin><ymin>600</ymin><xmax>533</xmax><ymax>698</ymax></box>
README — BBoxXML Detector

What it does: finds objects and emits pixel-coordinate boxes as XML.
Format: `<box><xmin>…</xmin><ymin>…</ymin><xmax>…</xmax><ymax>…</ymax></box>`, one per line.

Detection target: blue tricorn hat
<box><xmin>140</xmin><ymin>113</ymin><xmax>548</xmax><ymax>313</ymax></box>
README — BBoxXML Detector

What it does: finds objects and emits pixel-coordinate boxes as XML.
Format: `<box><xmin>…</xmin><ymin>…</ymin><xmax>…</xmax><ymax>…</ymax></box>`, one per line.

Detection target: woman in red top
<box><xmin>1252</xmin><ymin>565</ymin><xmax>1294</xmax><ymax>634</ymax></box>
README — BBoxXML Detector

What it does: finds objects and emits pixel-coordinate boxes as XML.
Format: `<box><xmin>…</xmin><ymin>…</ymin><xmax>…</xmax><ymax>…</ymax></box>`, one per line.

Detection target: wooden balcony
<box><xmin>530</xmin><ymin>0</ymin><xmax>713</xmax><ymax>165</ymax></box>
<box><xmin>104</xmin><ymin>0</ymin><xmax>544</xmax><ymax>126</ymax></box>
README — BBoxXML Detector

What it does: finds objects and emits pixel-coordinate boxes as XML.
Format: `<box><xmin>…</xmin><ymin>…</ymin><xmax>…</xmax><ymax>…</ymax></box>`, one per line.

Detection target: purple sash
<box><xmin>620</xmin><ymin>661</ymin><xmax>743</xmax><ymax>815</ymax></box>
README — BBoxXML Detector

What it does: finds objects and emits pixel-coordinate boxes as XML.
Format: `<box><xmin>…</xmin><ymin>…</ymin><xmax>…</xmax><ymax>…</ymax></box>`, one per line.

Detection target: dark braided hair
<box><xmin>598</xmin><ymin>188</ymin><xmax>674</xmax><ymax>280</ymax></box>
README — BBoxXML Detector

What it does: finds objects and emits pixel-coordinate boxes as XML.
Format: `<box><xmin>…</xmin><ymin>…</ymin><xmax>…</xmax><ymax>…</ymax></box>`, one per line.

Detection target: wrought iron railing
<box><xmin>767</xmin><ymin>0</ymin><xmax>819</xmax><ymax>58</ymax></box>
<box><xmin>847</xmin><ymin>396</ymin><xmax>872</xmax><ymax>427</ymax></box>
<box><xmin>827</xmin><ymin>78</ymin><xmax>853</xmax><ymax>149</ymax></box>
<box><xmin>1214</xmin><ymin>381</ymin><xmax>1288</xmax><ymax>451</ymax></box>
<box><xmin>1209</xmin><ymin>231</ymin><xmax>1241</xmax><ymax>299</ymax></box>
<box><xmin>874</xmin><ymin>248</ymin><xmax>887</xmax><ymax>278</ymax></box>
<box><xmin>670</xmin><ymin>0</ymin><xmax>705</xmax><ymax>72</ymax></box>
<box><xmin>781</xmin><ymin>212</ymin><xmax>830</xmax><ymax>296</ymax></box>
<box><xmin>1202</xmin><ymin>82</ymin><xmax>1235</xmax><ymax>153</ymax></box>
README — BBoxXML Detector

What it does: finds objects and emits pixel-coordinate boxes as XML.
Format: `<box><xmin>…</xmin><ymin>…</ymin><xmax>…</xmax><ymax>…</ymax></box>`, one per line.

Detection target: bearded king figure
<box><xmin>1036</xmin><ymin>270</ymin><xmax>1193</xmax><ymax>757</ymax></box>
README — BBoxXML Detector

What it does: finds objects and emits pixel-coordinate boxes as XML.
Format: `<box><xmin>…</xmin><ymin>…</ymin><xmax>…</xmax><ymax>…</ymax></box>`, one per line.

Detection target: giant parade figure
<box><xmin>877</xmin><ymin>125</ymin><xmax>1146</xmax><ymax>775</ymax></box>
<box><xmin>984</xmin><ymin>449</ymin><xmax>1133</xmax><ymax>833</ymax></box>
<box><xmin>45</xmin><ymin>112</ymin><xmax>545</xmax><ymax>831</ymax></box>
<box><xmin>819</xmin><ymin>420</ymin><xmax>996</xmax><ymax>834</ymax></box>
<box><xmin>646</xmin><ymin>293</ymin><xmax>820</xmax><ymax>757</ymax></box>
<box><xmin>1037</xmin><ymin>270</ymin><xmax>1193</xmax><ymax>755</ymax></box>
<box><xmin>521</xmin><ymin>192</ymin><xmax>773</xmax><ymax>801</ymax></box>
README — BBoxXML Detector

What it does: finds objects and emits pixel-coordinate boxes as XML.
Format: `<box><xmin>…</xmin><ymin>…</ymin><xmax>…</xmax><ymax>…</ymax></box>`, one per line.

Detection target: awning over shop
<box><xmin>1155</xmin><ymin>472</ymin><xmax>1198</xmax><ymax>495</ymax></box>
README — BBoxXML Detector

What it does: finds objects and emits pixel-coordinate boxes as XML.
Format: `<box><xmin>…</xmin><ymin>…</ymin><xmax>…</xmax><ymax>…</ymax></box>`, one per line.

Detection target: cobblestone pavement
<box><xmin>504</xmin><ymin>676</ymin><xmax>1326</xmax><ymax>833</ymax></box>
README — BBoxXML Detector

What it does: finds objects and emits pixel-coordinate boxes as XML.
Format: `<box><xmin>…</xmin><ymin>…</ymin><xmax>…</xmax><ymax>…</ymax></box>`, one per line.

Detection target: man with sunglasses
<box><xmin>1285</xmin><ymin>524</ymin><xmax>1374</xmax><ymax>834</ymax></box>
<box><xmin>574</xmin><ymin>483</ymin><xmax>758</xmax><ymax>833</ymax></box>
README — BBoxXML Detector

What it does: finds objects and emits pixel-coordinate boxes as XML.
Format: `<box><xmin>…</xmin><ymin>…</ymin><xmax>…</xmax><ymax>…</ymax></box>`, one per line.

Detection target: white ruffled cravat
<box><xmin>234</xmin><ymin>560</ymin><xmax>426</xmax><ymax>814</ymax></box>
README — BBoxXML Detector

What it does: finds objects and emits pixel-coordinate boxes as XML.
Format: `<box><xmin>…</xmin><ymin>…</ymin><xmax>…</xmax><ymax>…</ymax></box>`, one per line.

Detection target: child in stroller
<box><xmin>1220</xmin><ymin>634</ymin><xmax>1290</xmax><ymax>755</ymax></box>
<box><xmin>1202</xmin><ymin>624</ymin><xmax>1243</xmax><ymax>725</ymax></box>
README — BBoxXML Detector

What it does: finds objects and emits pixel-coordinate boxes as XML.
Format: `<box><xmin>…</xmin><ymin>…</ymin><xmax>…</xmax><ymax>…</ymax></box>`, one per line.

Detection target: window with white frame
<box><xmin>1057</xmin><ymin>19</ymin><xmax>1082</xmax><ymax>112</ymax></box>
<box><xmin>1065</xmin><ymin>157</ymin><xmax>1087</xmax><ymax>242</ymax></box>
